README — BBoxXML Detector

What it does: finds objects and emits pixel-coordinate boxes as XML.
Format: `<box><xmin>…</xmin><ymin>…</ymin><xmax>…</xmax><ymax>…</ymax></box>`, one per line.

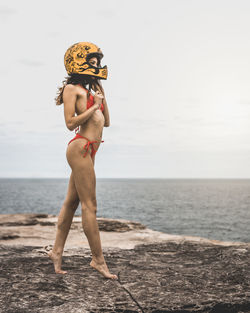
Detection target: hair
<box><xmin>55</xmin><ymin>55</ymin><xmax>103</xmax><ymax>105</ymax></box>
<box><xmin>55</xmin><ymin>74</ymin><xmax>104</xmax><ymax>105</ymax></box>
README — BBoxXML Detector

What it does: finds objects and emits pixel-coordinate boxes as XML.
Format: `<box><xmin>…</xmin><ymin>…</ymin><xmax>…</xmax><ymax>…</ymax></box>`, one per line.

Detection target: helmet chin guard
<box><xmin>64</xmin><ymin>42</ymin><xmax>108</xmax><ymax>80</ymax></box>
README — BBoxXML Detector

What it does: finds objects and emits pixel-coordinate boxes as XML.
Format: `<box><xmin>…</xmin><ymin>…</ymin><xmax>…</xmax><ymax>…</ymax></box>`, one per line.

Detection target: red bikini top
<box><xmin>77</xmin><ymin>84</ymin><xmax>104</xmax><ymax>112</ymax></box>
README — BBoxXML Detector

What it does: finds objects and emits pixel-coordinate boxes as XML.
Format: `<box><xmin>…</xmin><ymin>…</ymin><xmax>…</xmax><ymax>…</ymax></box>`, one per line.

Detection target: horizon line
<box><xmin>0</xmin><ymin>177</ymin><xmax>250</xmax><ymax>180</ymax></box>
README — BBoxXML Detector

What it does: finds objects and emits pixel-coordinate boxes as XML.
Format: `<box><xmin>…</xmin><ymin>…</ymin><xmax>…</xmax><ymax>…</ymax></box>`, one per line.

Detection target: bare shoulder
<box><xmin>64</xmin><ymin>84</ymin><xmax>88</xmax><ymax>97</ymax></box>
<box><xmin>63</xmin><ymin>84</ymin><xmax>78</xmax><ymax>95</ymax></box>
<box><xmin>63</xmin><ymin>84</ymin><xmax>87</xmax><ymax>104</ymax></box>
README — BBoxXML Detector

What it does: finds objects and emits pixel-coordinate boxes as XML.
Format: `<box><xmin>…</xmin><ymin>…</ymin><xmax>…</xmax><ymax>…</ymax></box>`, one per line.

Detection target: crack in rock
<box><xmin>117</xmin><ymin>270</ymin><xmax>145</xmax><ymax>313</ymax></box>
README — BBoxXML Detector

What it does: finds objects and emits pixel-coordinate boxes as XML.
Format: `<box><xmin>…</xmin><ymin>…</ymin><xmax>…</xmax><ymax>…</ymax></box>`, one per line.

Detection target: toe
<box><xmin>55</xmin><ymin>268</ymin><xmax>67</xmax><ymax>274</ymax></box>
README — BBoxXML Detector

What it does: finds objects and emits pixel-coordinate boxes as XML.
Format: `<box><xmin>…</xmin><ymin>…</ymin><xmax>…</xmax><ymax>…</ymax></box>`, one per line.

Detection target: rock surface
<box><xmin>0</xmin><ymin>213</ymin><xmax>247</xmax><ymax>249</ymax></box>
<box><xmin>0</xmin><ymin>214</ymin><xmax>250</xmax><ymax>313</ymax></box>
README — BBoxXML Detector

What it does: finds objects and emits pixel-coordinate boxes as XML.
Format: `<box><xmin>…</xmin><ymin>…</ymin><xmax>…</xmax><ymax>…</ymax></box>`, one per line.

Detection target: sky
<box><xmin>0</xmin><ymin>0</ymin><xmax>249</xmax><ymax>178</ymax></box>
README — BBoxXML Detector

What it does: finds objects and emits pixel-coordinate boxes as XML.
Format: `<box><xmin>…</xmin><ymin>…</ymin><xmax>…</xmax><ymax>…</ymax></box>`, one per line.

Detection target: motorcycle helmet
<box><xmin>64</xmin><ymin>42</ymin><xmax>108</xmax><ymax>79</ymax></box>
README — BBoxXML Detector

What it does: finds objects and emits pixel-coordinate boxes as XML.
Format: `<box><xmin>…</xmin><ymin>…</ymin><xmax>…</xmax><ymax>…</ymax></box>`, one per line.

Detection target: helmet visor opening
<box><xmin>86</xmin><ymin>53</ymin><xmax>103</xmax><ymax>67</ymax></box>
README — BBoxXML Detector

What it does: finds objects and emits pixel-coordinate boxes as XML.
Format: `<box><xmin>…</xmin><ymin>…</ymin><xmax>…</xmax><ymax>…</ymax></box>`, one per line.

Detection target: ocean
<box><xmin>0</xmin><ymin>178</ymin><xmax>249</xmax><ymax>243</ymax></box>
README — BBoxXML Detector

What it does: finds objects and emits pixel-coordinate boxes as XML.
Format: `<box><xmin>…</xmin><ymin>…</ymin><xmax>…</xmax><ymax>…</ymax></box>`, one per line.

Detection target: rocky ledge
<box><xmin>0</xmin><ymin>214</ymin><xmax>250</xmax><ymax>313</ymax></box>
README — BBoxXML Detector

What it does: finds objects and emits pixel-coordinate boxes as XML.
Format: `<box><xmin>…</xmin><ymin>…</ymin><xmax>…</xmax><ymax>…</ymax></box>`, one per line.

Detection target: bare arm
<box><xmin>102</xmin><ymin>96</ymin><xmax>110</xmax><ymax>127</ymax></box>
<box><xmin>95</xmin><ymin>81</ymin><xmax>110</xmax><ymax>127</ymax></box>
<box><xmin>63</xmin><ymin>84</ymin><xmax>98</xmax><ymax>131</ymax></box>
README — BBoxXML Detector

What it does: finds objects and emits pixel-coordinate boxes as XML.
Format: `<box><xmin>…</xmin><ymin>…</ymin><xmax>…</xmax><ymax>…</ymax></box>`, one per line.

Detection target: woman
<box><xmin>48</xmin><ymin>42</ymin><xmax>118</xmax><ymax>280</ymax></box>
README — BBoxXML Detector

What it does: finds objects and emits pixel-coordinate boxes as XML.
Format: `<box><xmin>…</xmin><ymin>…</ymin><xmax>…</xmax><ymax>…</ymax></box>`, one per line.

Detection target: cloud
<box><xmin>96</xmin><ymin>9</ymin><xmax>116</xmax><ymax>19</ymax></box>
<box><xmin>47</xmin><ymin>31</ymin><xmax>60</xmax><ymax>38</ymax></box>
<box><xmin>18</xmin><ymin>59</ymin><xmax>44</xmax><ymax>67</ymax></box>
<box><xmin>102</xmin><ymin>143</ymin><xmax>154</xmax><ymax>156</ymax></box>
<box><xmin>176</xmin><ymin>117</ymin><xmax>204</xmax><ymax>124</ymax></box>
<box><xmin>0</xmin><ymin>121</ymin><xmax>23</xmax><ymax>127</ymax></box>
<box><xmin>0</xmin><ymin>6</ymin><xmax>17</xmax><ymax>16</ymax></box>
<box><xmin>239</xmin><ymin>99</ymin><xmax>250</xmax><ymax>105</ymax></box>
<box><xmin>114</xmin><ymin>118</ymin><xmax>167</xmax><ymax>130</ymax></box>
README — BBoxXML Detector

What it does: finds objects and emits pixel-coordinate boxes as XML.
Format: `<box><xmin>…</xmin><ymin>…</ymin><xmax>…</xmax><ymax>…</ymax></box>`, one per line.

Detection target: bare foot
<box><xmin>90</xmin><ymin>259</ymin><xmax>118</xmax><ymax>280</ymax></box>
<box><xmin>45</xmin><ymin>247</ymin><xmax>67</xmax><ymax>274</ymax></box>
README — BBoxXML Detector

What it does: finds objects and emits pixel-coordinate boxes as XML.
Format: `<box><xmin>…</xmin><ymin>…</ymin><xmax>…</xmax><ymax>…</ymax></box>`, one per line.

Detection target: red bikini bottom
<box><xmin>68</xmin><ymin>133</ymin><xmax>104</xmax><ymax>158</ymax></box>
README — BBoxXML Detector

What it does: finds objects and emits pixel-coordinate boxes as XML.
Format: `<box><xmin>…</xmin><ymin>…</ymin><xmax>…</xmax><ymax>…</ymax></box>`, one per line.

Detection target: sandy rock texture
<box><xmin>0</xmin><ymin>214</ymin><xmax>250</xmax><ymax>313</ymax></box>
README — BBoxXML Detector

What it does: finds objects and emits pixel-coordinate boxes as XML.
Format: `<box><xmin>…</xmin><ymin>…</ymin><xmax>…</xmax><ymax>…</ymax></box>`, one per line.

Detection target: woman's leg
<box><xmin>66</xmin><ymin>145</ymin><xmax>118</xmax><ymax>280</ymax></box>
<box><xmin>48</xmin><ymin>171</ymin><xmax>80</xmax><ymax>274</ymax></box>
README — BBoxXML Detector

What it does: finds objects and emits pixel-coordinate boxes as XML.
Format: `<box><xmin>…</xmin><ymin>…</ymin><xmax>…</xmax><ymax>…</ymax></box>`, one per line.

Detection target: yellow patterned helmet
<box><xmin>64</xmin><ymin>42</ymin><xmax>108</xmax><ymax>79</ymax></box>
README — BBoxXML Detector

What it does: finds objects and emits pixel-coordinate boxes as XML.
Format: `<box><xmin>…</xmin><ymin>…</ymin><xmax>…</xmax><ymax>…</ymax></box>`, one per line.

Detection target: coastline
<box><xmin>0</xmin><ymin>213</ymin><xmax>249</xmax><ymax>249</ymax></box>
<box><xmin>1</xmin><ymin>213</ymin><xmax>250</xmax><ymax>312</ymax></box>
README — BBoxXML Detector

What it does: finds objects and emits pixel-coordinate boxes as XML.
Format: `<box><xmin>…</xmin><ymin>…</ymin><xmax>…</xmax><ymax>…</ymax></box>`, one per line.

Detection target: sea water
<box><xmin>0</xmin><ymin>178</ymin><xmax>249</xmax><ymax>243</ymax></box>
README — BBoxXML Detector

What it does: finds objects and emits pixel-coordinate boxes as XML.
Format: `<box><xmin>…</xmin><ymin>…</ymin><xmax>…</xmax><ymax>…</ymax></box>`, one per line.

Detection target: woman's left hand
<box><xmin>95</xmin><ymin>80</ymin><xmax>105</xmax><ymax>96</ymax></box>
